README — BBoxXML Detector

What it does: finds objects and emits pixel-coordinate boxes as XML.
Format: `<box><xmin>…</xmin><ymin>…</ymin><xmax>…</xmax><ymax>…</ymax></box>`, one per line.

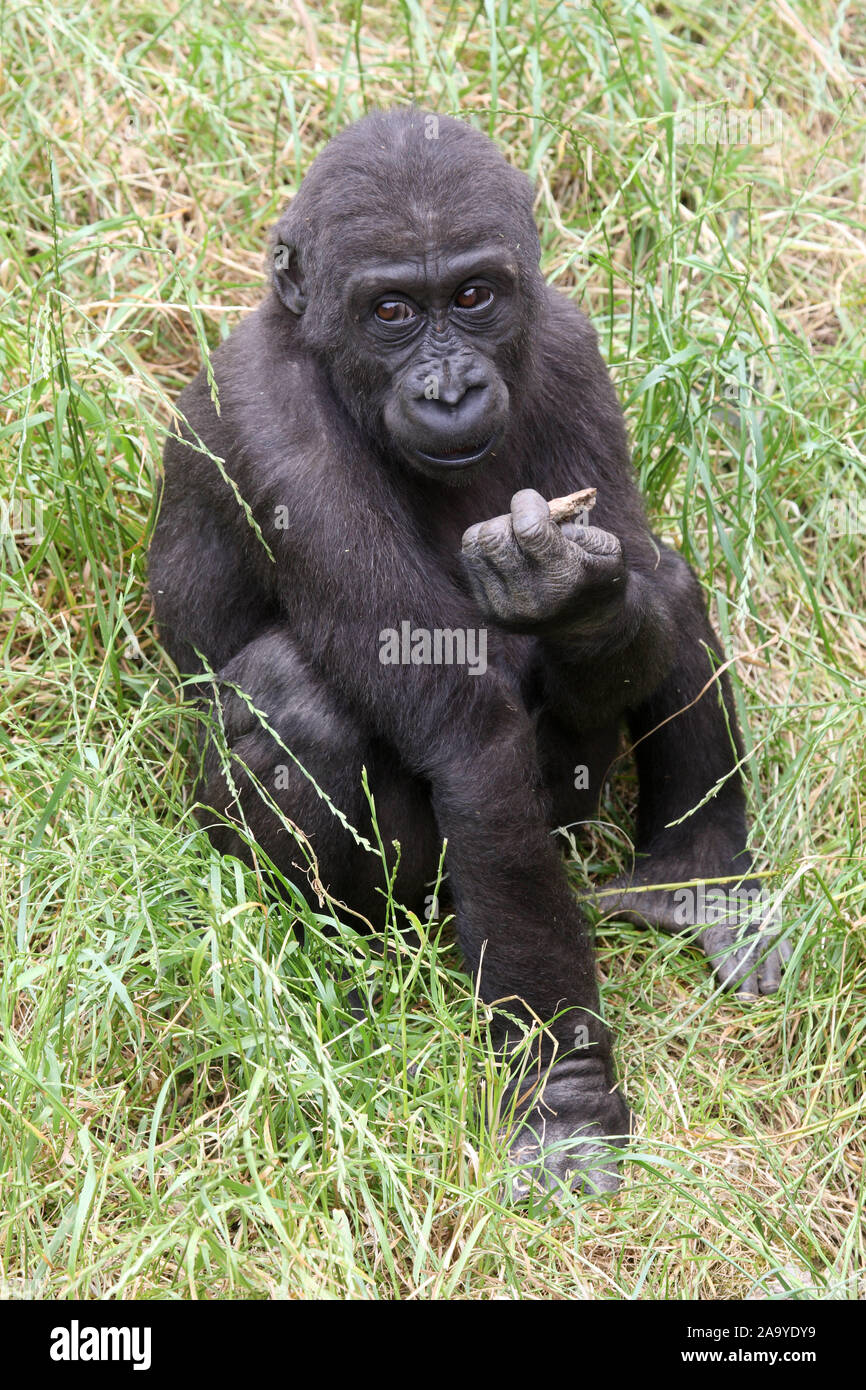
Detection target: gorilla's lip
<box><xmin>412</xmin><ymin>435</ymin><xmax>497</xmax><ymax>469</ymax></box>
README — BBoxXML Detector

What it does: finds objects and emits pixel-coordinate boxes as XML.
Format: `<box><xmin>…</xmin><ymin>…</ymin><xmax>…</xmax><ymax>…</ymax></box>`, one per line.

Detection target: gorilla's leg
<box><xmin>197</xmin><ymin>626</ymin><xmax>440</xmax><ymax>924</ymax></box>
<box><xmin>603</xmin><ymin>556</ymin><xmax>790</xmax><ymax>994</ymax></box>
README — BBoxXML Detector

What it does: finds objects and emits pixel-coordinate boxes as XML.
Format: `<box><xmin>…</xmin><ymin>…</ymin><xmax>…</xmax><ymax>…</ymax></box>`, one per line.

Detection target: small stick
<box><xmin>548</xmin><ymin>488</ymin><xmax>597</xmax><ymax>523</ymax></box>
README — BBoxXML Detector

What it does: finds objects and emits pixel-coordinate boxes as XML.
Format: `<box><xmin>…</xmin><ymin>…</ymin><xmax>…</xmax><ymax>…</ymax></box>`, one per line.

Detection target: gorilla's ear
<box><xmin>272</xmin><ymin>240</ymin><xmax>308</xmax><ymax>315</ymax></box>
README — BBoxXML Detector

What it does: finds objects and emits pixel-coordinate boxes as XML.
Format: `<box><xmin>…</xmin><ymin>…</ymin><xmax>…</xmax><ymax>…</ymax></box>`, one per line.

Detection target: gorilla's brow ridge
<box><xmin>344</xmin><ymin>245</ymin><xmax>519</xmax><ymax>303</ymax></box>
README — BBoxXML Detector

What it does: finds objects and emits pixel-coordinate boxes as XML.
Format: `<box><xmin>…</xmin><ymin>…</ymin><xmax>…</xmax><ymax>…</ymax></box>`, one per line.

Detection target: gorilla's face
<box><xmin>270</xmin><ymin>110</ymin><xmax>545</xmax><ymax>483</ymax></box>
<box><xmin>342</xmin><ymin>245</ymin><xmax>518</xmax><ymax>483</ymax></box>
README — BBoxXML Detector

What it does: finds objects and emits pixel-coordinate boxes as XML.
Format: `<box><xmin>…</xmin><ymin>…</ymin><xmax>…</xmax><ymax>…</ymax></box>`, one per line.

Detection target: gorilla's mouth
<box><xmin>412</xmin><ymin>436</ymin><xmax>497</xmax><ymax>469</ymax></box>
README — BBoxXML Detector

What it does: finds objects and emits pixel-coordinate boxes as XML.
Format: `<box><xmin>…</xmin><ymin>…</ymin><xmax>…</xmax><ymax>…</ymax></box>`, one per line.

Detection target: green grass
<box><xmin>1</xmin><ymin>0</ymin><xmax>864</xmax><ymax>1299</ymax></box>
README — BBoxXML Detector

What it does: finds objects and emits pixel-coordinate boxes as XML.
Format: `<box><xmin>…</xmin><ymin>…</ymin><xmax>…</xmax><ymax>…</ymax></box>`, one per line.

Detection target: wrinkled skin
<box><xmin>462</xmin><ymin>489</ymin><xmax>627</xmax><ymax>637</ymax></box>
<box><xmin>149</xmin><ymin>108</ymin><xmax>788</xmax><ymax>1200</ymax></box>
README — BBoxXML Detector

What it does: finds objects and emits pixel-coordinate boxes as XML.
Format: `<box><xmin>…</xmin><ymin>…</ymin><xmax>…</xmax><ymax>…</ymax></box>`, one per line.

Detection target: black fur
<box><xmin>149</xmin><ymin>109</ymin><xmax>786</xmax><ymax>1195</ymax></box>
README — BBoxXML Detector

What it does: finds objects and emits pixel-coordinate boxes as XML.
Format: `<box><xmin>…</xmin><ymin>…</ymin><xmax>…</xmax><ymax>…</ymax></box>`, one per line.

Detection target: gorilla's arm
<box><xmin>459</xmin><ymin>481</ymin><xmax>782</xmax><ymax>989</ymax></box>
<box><xmin>460</xmin><ymin>488</ymin><xmax>752</xmax><ymax>835</ymax></box>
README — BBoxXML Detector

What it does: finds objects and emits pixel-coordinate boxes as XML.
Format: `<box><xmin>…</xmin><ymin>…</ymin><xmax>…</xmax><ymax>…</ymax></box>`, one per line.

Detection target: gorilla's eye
<box><xmin>454</xmin><ymin>286</ymin><xmax>493</xmax><ymax>310</ymax></box>
<box><xmin>375</xmin><ymin>300</ymin><xmax>416</xmax><ymax>323</ymax></box>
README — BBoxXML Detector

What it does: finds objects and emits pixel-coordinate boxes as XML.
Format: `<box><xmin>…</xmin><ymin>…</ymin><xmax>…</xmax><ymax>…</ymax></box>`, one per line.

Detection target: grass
<box><xmin>1</xmin><ymin>0</ymin><xmax>864</xmax><ymax>1299</ymax></box>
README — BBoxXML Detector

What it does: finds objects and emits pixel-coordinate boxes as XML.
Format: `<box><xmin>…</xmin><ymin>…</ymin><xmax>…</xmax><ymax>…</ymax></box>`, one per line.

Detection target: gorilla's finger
<box><xmin>461</xmin><ymin>556</ymin><xmax>514</xmax><ymax>621</ymax></box>
<box><xmin>756</xmin><ymin>948</ymin><xmax>783</xmax><ymax>995</ymax></box>
<box><xmin>510</xmin><ymin>488</ymin><xmax>561</xmax><ymax>560</ymax></box>
<box><xmin>461</xmin><ymin>513</ymin><xmax>513</xmax><ymax>562</ymax></box>
<box><xmin>699</xmin><ymin>925</ymin><xmax>761</xmax><ymax>993</ymax></box>
<box><xmin>560</xmin><ymin>523</ymin><xmax>623</xmax><ymax>558</ymax></box>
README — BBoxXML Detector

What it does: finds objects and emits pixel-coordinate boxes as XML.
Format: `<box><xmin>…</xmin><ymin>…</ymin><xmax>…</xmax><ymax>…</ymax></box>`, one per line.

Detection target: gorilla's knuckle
<box><xmin>514</xmin><ymin>518</ymin><xmax>551</xmax><ymax>550</ymax></box>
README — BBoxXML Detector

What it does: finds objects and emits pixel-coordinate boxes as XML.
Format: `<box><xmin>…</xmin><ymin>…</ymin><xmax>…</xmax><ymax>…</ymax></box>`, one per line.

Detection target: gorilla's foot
<box><xmin>500</xmin><ymin>1059</ymin><xmax>632</xmax><ymax>1202</ymax></box>
<box><xmin>593</xmin><ymin>866</ymin><xmax>792</xmax><ymax>997</ymax></box>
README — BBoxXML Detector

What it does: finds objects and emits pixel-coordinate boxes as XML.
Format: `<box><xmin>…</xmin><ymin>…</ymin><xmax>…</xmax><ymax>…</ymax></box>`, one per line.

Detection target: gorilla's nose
<box><xmin>426</xmin><ymin>373</ymin><xmax>483</xmax><ymax>406</ymax></box>
<box><xmin>408</xmin><ymin>379</ymin><xmax>493</xmax><ymax>438</ymax></box>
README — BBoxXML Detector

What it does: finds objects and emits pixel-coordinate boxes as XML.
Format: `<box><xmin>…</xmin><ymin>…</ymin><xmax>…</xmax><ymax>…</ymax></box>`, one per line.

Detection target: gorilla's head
<box><xmin>271</xmin><ymin>108</ymin><xmax>545</xmax><ymax>483</ymax></box>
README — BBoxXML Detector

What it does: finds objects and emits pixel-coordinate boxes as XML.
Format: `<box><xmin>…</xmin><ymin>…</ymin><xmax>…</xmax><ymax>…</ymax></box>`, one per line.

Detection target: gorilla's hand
<box><xmin>461</xmin><ymin>488</ymin><xmax>626</xmax><ymax>635</ymax></box>
<box><xmin>501</xmin><ymin>1058</ymin><xmax>632</xmax><ymax>1202</ymax></box>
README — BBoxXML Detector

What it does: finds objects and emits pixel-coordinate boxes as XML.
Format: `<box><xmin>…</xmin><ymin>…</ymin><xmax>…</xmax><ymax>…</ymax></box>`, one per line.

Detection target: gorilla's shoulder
<box><xmin>179</xmin><ymin>302</ymin><xmax>310</xmax><ymax>419</ymax></box>
<box><xmin>536</xmin><ymin>286</ymin><xmax>613</xmax><ymax>394</ymax></box>
<box><xmin>542</xmin><ymin>285</ymin><xmax>601</xmax><ymax>349</ymax></box>
<box><xmin>167</xmin><ymin>299</ymin><xmax>326</xmax><ymax>481</ymax></box>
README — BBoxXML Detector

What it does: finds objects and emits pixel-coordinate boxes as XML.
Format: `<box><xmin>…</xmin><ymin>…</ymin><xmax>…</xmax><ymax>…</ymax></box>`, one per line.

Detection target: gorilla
<box><xmin>149</xmin><ymin>108</ymin><xmax>787</xmax><ymax>1195</ymax></box>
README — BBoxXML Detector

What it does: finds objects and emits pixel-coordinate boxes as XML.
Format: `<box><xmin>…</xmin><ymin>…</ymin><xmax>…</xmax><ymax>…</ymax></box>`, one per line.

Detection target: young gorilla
<box><xmin>149</xmin><ymin>108</ymin><xmax>787</xmax><ymax>1195</ymax></box>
